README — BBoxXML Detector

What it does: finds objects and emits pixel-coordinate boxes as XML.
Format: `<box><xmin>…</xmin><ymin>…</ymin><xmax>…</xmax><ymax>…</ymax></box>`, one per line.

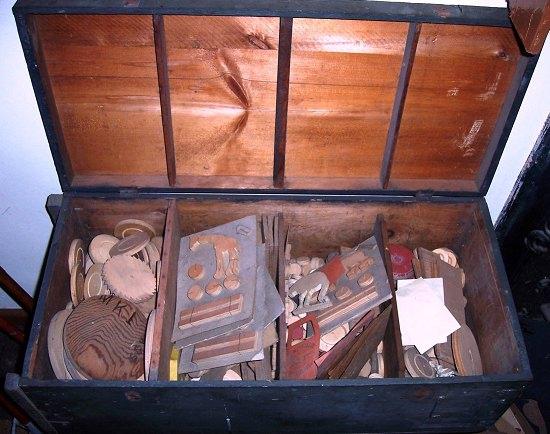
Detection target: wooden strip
<box><xmin>178</xmin><ymin>294</ymin><xmax>244</xmax><ymax>329</ymax></box>
<box><xmin>380</xmin><ymin>22</ymin><xmax>421</xmax><ymax>189</ymax></box>
<box><xmin>148</xmin><ymin>200</ymin><xmax>180</xmax><ymax>381</ymax></box>
<box><xmin>153</xmin><ymin>15</ymin><xmax>177</xmax><ymax>187</ymax></box>
<box><xmin>276</xmin><ymin>213</ymin><xmax>287</xmax><ymax>378</ymax></box>
<box><xmin>273</xmin><ymin>18</ymin><xmax>293</xmax><ymax>189</ymax></box>
<box><xmin>0</xmin><ymin>266</ymin><xmax>34</xmax><ymax>314</ymax></box>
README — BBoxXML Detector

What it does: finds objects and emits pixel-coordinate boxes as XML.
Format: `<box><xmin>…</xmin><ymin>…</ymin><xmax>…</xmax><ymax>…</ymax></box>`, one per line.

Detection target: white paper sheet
<box><xmin>396</xmin><ymin>278</ymin><xmax>460</xmax><ymax>354</ymax></box>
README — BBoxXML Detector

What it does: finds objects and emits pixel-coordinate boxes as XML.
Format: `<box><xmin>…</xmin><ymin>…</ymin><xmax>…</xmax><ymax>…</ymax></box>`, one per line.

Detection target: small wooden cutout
<box><xmin>223</xmin><ymin>276</ymin><xmax>240</xmax><ymax>290</ymax></box>
<box><xmin>68</xmin><ymin>239</ymin><xmax>85</xmax><ymax>272</ymax></box>
<box><xmin>114</xmin><ymin>219</ymin><xmax>156</xmax><ymax>239</ymax></box>
<box><xmin>187</xmin><ymin>284</ymin><xmax>204</xmax><ymax>301</ymax></box>
<box><xmin>188</xmin><ymin>263</ymin><xmax>205</xmax><ymax>280</ymax></box>
<box><xmin>357</xmin><ymin>273</ymin><xmax>374</xmax><ymax>288</ymax></box>
<box><xmin>205</xmin><ymin>280</ymin><xmax>223</xmax><ymax>296</ymax></box>
<box><xmin>109</xmin><ymin>232</ymin><xmax>150</xmax><ymax>257</ymax></box>
<box><xmin>63</xmin><ymin>295</ymin><xmax>146</xmax><ymax>380</ymax></box>
<box><xmin>103</xmin><ymin>255</ymin><xmax>156</xmax><ymax>303</ymax></box>
<box><xmin>189</xmin><ymin>234</ymin><xmax>240</xmax><ymax>281</ymax></box>
<box><xmin>334</xmin><ymin>286</ymin><xmax>352</xmax><ymax>301</ymax></box>
<box><xmin>432</xmin><ymin>248</ymin><xmax>459</xmax><ymax>268</ymax></box>
<box><xmin>89</xmin><ymin>234</ymin><xmax>119</xmax><ymax>264</ymax></box>
<box><xmin>84</xmin><ymin>263</ymin><xmax>110</xmax><ymax>299</ymax></box>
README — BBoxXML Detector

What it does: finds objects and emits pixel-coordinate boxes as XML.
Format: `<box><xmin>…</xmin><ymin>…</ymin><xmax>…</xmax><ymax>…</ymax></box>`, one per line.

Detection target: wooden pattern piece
<box><xmin>188</xmin><ymin>263</ymin><xmax>205</xmax><ymax>280</ymax></box>
<box><xmin>102</xmin><ymin>255</ymin><xmax>156</xmax><ymax>303</ymax></box>
<box><xmin>285</xmin><ymin>315</ymin><xmax>321</xmax><ymax>379</ymax></box>
<box><xmin>187</xmin><ymin>285</ymin><xmax>204</xmax><ymax>301</ymax></box>
<box><xmin>205</xmin><ymin>280</ymin><xmax>223</xmax><ymax>296</ymax></box>
<box><xmin>68</xmin><ymin>239</ymin><xmax>85</xmax><ymax>272</ymax></box>
<box><xmin>109</xmin><ymin>232</ymin><xmax>150</xmax><ymax>257</ymax></box>
<box><xmin>178</xmin><ymin>294</ymin><xmax>244</xmax><ymax>330</ymax></box>
<box><xmin>144</xmin><ymin>310</ymin><xmax>156</xmax><ymax>381</ymax></box>
<box><xmin>63</xmin><ymin>295</ymin><xmax>147</xmax><ymax>380</ymax></box>
<box><xmin>48</xmin><ymin>306</ymin><xmax>72</xmax><ymax>379</ymax></box>
<box><xmin>404</xmin><ymin>347</ymin><xmax>435</xmax><ymax>378</ymax></box>
<box><xmin>452</xmin><ymin>326</ymin><xmax>483</xmax><ymax>376</ymax></box>
<box><xmin>89</xmin><ymin>234</ymin><xmax>119</xmax><ymax>264</ymax></box>
<box><xmin>83</xmin><ymin>263</ymin><xmax>110</xmax><ymax>299</ymax></box>
<box><xmin>70</xmin><ymin>261</ymin><xmax>85</xmax><ymax>307</ymax></box>
<box><xmin>114</xmin><ymin>219</ymin><xmax>156</xmax><ymax>239</ymax></box>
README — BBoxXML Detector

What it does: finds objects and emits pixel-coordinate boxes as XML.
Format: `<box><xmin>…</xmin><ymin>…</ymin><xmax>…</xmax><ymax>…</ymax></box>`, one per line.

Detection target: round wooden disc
<box><xmin>89</xmin><ymin>234</ymin><xmax>119</xmax><ymax>264</ymax></box>
<box><xmin>404</xmin><ymin>347</ymin><xmax>435</xmax><ymax>378</ymax></box>
<box><xmin>68</xmin><ymin>239</ymin><xmax>85</xmax><ymax>272</ymax></box>
<box><xmin>205</xmin><ymin>280</ymin><xmax>223</xmax><ymax>296</ymax></box>
<box><xmin>358</xmin><ymin>273</ymin><xmax>374</xmax><ymax>288</ymax></box>
<box><xmin>114</xmin><ymin>219</ymin><xmax>156</xmax><ymax>239</ymax></box>
<box><xmin>223</xmin><ymin>276</ymin><xmax>240</xmax><ymax>290</ymax></box>
<box><xmin>296</xmin><ymin>256</ymin><xmax>310</xmax><ymax>266</ymax></box>
<box><xmin>432</xmin><ymin>248</ymin><xmax>459</xmax><ymax>268</ymax></box>
<box><xmin>223</xmin><ymin>369</ymin><xmax>242</xmax><ymax>381</ymax></box>
<box><xmin>334</xmin><ymin>286</ymin><xmax>352</xmax><ymax>300</ymax></box>
<box><xmin>85</xmin><ymin>254</ymin><xmax>94</xmax><ymax>273</ymax></box>
<box><xmin>103</xmin><ymin>255</ymin><xmax>156</xmax><ymax>303</ymax></box>
<box><xmin>84</xmin><ymin>264</ymin><xmax>110</xmax><ymax>299</ymax></box>
<box><xmin>144</xmin><ymin>310</ymin><xmax>156</xmax><ymax>381</ymax></box>
<box><xmin>188</xmin><ymin>263</ymin><xmax>204</xmax><ymax>280</ymax></box>
<box><xmin>151</xmin><ymin>236</ymin><xmax>163</xmax><ymax>254</ymax></box>
<box><xmin>48</xmin><ymin>307</ymin><xmax>72</xmax><ymax>379</ymax></box>
<box><xmin>451</xmin><ymin>326</ymin><xmax>483</xmax><ymax>376</ymax></box>
<box><xmin>319</xmin><ymin>323</ymin><xmax>349</xmax><ymax>352</ymax></box>
<box><xmin>187</xmin><ymin>284</ymin><xmax>204</xmax><ymax>301</ymax></box>
<box><xmin>63</xmin><ymin>347</ymin><xmax>89</xmax><ymax>380</ymax></box>
<box><xmin>145</xmin><ymin>242</ymin><xmax>161</xmax><ymax>271</ymax></box>
<box><xmin>109</xmin><ymin>232</ymin><xmax>150</xmax><ymax>257</ymax></box>
<box><xmin>135</xmin><ymin>294</ymin><xmax>157</xmax><ymax>316</ymax></box>
<box><xmin>70</xmin><ymin>262</ymin><xmax>85</xmax><ymax>307</ymax></box>
<box><xmin>63</xmin><ymin>295</ymin><xmax>146</xmax><ymax>380</ymax></box>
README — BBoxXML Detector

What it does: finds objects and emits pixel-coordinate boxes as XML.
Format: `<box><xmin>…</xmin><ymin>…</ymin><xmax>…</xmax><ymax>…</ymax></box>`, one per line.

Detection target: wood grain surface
<box><xmin>63</xmin><ymin>295</ymin><xmax>146</xmax><ymax>380</ymax></box>
<box><xmin>285</xmin><ymin>19</ymin><xmax>408</xmax><ymax>189</ymax></box>
<box><xmin>388</xmin><ymin>24</ymin><xmax>521</xmax><ymax>191</ymax></box>
<box><xmin>32</xmin><ymin>15</ymin><xmax>168</xmax><ymax>188</ymax></box>
<box><xmin>165</xmin><ymin>16</ymin><xmax>279</xmax><ymax>188</ymax></box>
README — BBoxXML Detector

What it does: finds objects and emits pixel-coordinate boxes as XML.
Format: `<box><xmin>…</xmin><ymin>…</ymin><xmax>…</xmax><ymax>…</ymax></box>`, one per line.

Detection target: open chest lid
<box><xmin>14</xmin><ymin>0</ymin><xmax>535</xmax><ymax>196</ymax></box>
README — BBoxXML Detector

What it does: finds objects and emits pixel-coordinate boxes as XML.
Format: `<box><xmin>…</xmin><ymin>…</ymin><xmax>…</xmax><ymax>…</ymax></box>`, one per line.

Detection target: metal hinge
<box><xmin>415</xmin><ymin>190</ymin><xmax>435</xmax><ymax>200</ymax></box>
<box><xmin>119</xmin><ymin>188</ymin><xmax>139</xmax><ymax>198</ymax></box>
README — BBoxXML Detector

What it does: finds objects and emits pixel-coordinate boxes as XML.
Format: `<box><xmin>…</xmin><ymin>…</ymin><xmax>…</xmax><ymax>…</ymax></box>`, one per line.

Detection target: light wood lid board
<box><xmin>103</xmin><ymin>255</ymin><xmax>156</xmax><ymax>303</ymax></box>
<box><xmin>70</xmin><ymin>261</ymin><xmax>85</xmax><ymax>307</ymax></box>
<box><xmin>83</xmin><ymin>263</ymin><xmax>110</xmax><ymax>299</ymax></box>
<box><xmin>63</xmin><ymin>295</ymin><xmax>146</xmax><ymax>380</ymax></box>
<box><xmin>68</xmin><ymin>238</ymin><xmax>85</xmax><ymax>272</ymax></box>
<box><xmin>109</xmin><ymin>232</ymin><xmax>150</xmax><ymax>257</ymax></box>
<box><xmin>47</xmin><ymin>306</ymin><xmax>72</xmax><ymax>380</ymax></box>
<box><xmin>89</xmin><ymin>234</ymin><xmax>119</xmax><ymax>264</ymax></box>
<box><xmin>114</xmin><ymin>219</ymin><xmax>156</xmax><ymax>239</ymax></box>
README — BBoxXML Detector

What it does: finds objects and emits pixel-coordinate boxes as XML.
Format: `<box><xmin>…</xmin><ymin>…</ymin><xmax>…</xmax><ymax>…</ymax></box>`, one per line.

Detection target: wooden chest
<box><xmin>7</xmin><ymin>1</ymin><xmax>536</xmax><ymax>432</ymax></box>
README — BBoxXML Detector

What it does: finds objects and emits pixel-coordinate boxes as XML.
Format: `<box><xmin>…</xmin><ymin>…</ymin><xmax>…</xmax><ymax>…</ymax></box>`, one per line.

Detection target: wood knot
<box><xmin>496</xmin><ymin>50</ymin><xmax>511</xmax><ymax>61</ymax></box>
<box><xmin>247</xmin><ymin>33</ymin><xmax>274</xmax><ymax>50</ymax></box>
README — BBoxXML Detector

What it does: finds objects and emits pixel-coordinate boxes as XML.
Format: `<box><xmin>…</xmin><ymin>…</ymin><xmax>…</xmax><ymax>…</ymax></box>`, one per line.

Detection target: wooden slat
<box><xmin>285</xmin><ymin>19</ymin><xmax>408</xmax><ymax>188</ymax></box>
<box><xmin>387</xmin><ymin>24</ymin><xmax>521</xmax><ymax>191</ymax></box>
<box><xmin>153</xmin><ymin>15</ymin><xmax>177</xmax><ymax>187</ymax></box>
<box><xmin>0</xmin><ymin>266</ymin><xmax>34</xmax><ymax>313</ymax></box>
<box><xmin>380</xmin><ymin>23</ymin><xmax>421</xmax><ymax>189</ymax></box>
<box><xmin>273</xmin><ymin>18</ymin><xmax>293</xmax><ymax>188</ymax></box>
<box><xmin>164</xmin><ymin>16</ymin><xmax>279</xmax><ymax>189</ymax></box>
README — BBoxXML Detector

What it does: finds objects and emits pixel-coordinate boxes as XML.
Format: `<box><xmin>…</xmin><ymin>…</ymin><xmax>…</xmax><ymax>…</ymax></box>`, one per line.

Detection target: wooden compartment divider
<box><xmin>380</xmin><ymin>23</ymin><xmax>422</xmax><ymax>189</ymax></box>
<box><xmin>146</xmin><ymin>200</ymin><xmax>180</xmax><ymax>381</ymax></box>
<box><xmin>153</xmin><ymin>15</ymin><xmax>177</xmax><ymax>187</ymax></box>
<box><xmin>275</xmin><ymin>212</ymin><xmax>287</xmax><ymax>378</ymax></box>
<box><xmin>273</xmin><ymin>18</ymin><xmax>293</xmax><ymax>189</ymax></box>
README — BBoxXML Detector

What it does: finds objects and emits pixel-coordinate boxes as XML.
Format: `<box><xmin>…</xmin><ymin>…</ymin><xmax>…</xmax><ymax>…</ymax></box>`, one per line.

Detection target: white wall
<box><xmin>0</xmin><ymin>0</ymin><xmax>547</xmax><ymax>305</ymax></box>
<box><xmin>0</xmin><ymin>0</ymin><xmax>61</xmax><ymax>307</ymax></box>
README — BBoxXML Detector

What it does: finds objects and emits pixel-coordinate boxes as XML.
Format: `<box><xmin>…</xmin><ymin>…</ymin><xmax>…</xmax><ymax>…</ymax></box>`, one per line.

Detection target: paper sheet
<box><xmin>396</xmin><ymin>278</ymin><xmax>460</xmax><ymax>354</ymax></box>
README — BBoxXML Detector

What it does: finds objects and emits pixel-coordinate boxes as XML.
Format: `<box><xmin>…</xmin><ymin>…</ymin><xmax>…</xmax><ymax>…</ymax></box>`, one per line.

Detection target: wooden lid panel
<box><xmin>165</xmin><ymin>16</ymin><xmax>279</xmax><ymax>189</ymax></box>
<box><xmin>387</xmin><ymin>24</ymin><xmax>521</xmax><ymax>192</ymax></box>
<box><xmin>285</xmin><ymin>19</ymin><xmax>409</xmax><ymax>190</ymax></box>
<box><xmin>32</xmin><ymin>14</ymin><xmax>168</xmax><ymax>188</ymax></box>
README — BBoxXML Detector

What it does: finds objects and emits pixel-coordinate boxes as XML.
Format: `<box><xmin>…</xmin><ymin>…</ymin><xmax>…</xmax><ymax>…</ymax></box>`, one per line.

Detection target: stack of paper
<box><xmin>396</xmin><ymin>278</ymin><xmax>460</xmax><ymax>354</ymax></box>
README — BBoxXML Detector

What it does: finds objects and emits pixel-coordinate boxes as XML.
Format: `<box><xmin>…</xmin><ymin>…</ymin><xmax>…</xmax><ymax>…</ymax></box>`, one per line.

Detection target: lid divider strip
<box><xmin>380</xmin><ymin>22</ymin><xmax>422</xmax><ymax>190</ymax></box>
<box><xmin>273</xmin><ymin>17</ymin><xmax>293</xmax><ymax>189</ymax></box>
<box><xmin>153</xmin><ymin>14</ymin><xmax>177</xmax><ymax>187</ymax></box>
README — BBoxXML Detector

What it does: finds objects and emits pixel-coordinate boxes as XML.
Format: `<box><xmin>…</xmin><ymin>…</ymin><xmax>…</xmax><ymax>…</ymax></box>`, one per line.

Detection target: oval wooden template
<box><xmin>63</xmin><ymin>295</ymin><xmax>147</xmax><ymax>380</ymax></box>
<box><xmin>84</xmin><ymin>263</ymin><xmax>110</xmax><ymax>299</ymax></box>
<box><xmin>68</xmin><ymin>238</ymin><xmax>85</xmax><ymax>272</ymax></box>
<box><xmin>109</xmin><ymin>232</ymin><xmax>150</xmax><ymax>257</ymax></box>
<box><xmin>89</xmin><ymin>234</ymin><xmax>119</xmax><ymax>264</ymax></box>
<box><xmin>114</xmin><ymin>219</ymin><xmax>156</xmax><ymax>239</ymax></box>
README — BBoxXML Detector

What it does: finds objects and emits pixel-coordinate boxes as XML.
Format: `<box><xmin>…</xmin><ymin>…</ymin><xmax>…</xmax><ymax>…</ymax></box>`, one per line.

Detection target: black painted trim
<box><xmin>13</xmin><ymin>1</ymin><xmax>511</xmax><ymax>27</ymax></box>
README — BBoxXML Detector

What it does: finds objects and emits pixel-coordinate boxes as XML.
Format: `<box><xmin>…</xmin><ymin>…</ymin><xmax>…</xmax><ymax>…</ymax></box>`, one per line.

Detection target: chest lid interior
<box><xmin>15</xmin><ymin>2</ymin><xmax>534</xmax><ymax>195</ymax></box>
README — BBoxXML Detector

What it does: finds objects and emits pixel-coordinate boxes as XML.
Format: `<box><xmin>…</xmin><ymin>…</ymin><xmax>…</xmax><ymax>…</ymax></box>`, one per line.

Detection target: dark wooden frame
<box><xmin>12</xmin><ymin>0</ymin><xmax>538</xmax><ymax>197</ymax></box>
